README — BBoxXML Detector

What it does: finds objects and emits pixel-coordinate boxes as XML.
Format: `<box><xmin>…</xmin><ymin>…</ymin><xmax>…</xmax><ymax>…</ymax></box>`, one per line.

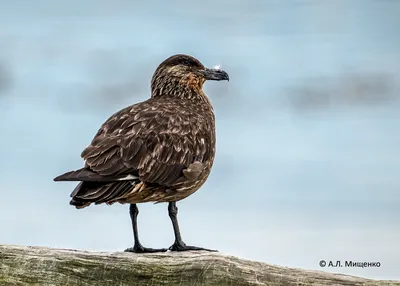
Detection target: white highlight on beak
<box><xmin>213</xmin><ymin>65</ymin><xmax>221</xmax><ymax>70</ymax></box>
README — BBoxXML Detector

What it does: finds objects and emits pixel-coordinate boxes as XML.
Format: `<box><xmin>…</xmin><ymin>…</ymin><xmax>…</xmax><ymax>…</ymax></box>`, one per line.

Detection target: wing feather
<box><xmin>80</xmin><ymin>98</ymin><xmax>213</xmax><ymax>188</ymax></box>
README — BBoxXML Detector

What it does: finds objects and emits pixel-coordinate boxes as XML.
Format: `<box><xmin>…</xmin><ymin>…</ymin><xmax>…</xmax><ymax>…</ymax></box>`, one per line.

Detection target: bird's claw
<box><xmin>124</xmin><ymin>244</ymin><xmax>168</xmax><ymax>253</ymax></box>
<box><xmin>169</xmin><ymin>241</ymin><xmax>218</xmax><ymax>252</ymax></box>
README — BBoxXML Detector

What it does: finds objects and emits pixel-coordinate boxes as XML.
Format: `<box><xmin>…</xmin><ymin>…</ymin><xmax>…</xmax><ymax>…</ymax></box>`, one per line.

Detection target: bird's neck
<box><xmin>151</xmin><ymin>77</ymin><xmax>209</xmax><ymax>105</ymax></box>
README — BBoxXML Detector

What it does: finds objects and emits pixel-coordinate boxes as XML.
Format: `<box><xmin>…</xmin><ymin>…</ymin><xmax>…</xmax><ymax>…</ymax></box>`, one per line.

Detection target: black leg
<box><xmin>168</xmin><ymin>202</ymin><xmax>217</xmax><ymax>252</ymax></box>
<box><xmin>124</xmin><ymin>204</ymin><xmax>167</xmax><ymax>253</ymax></box>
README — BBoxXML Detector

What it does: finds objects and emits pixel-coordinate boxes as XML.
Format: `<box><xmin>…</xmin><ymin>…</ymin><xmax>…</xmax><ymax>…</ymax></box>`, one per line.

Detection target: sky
<box><xmin>0</xmin><ymin>0</ymin><xmax>399</xmax><ymax>281</ymax></box>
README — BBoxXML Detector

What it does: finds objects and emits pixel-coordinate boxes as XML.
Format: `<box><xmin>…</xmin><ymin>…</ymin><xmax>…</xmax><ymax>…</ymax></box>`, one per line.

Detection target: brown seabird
<box><xmin>54</xmin><ymin>54</ymin><xmax>229</xmax><ymax>253</ymax></box>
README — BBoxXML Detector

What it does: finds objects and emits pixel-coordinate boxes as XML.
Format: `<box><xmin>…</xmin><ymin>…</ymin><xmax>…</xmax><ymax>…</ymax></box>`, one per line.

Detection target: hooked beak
<box><xmin>200</xmin><ymin>68</ymin><xmax>229</xmax><ymax>81</ymax></box>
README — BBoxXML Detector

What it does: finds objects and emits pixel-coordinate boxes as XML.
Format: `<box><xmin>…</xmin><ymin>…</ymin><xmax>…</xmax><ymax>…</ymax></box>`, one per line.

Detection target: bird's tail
<box><xmin>69</xmin><ymin>180</ymin><xmax>140</xmax><ymax>209</ymax></box>
<box><xmin>54</xmin><ymin>168</ymin><xmax>120</xmax><ymax>182</ymax></box>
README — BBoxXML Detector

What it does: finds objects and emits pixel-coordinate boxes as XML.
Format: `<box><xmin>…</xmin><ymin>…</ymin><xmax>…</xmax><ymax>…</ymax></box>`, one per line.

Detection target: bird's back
<box><xmin>55</xmin><ymin>95</ymin><xmax>216</xmax><ymax>207</ymax></box>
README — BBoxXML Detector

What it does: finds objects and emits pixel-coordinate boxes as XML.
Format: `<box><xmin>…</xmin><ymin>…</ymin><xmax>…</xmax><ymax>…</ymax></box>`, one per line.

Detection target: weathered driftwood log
<box><xmin>0</xmin><ymin>245</ymin><xmax>398</xmax><ymax>286</ymax></box>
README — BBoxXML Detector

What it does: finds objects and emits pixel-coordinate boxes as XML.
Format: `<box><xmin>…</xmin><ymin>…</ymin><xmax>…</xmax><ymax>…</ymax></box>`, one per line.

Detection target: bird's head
<box><xmin>151</xmin><ymin>54</ymin><xmax>229</xmax><ymax>99</ymax></box>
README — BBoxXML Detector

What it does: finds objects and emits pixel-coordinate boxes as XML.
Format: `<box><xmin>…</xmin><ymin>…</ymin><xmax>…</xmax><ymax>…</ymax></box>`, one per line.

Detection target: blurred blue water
<box><xmin>0</xmin><ymin>0</ymin><xmax>399</xmax><ymax>280</ymax></box>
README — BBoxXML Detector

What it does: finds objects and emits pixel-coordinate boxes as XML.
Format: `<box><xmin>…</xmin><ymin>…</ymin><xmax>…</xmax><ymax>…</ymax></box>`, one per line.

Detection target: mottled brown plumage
<box><xmin>54</xmin><ymin>54</ymin><xmax>229</xmax><ymax>253</ymax></box>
